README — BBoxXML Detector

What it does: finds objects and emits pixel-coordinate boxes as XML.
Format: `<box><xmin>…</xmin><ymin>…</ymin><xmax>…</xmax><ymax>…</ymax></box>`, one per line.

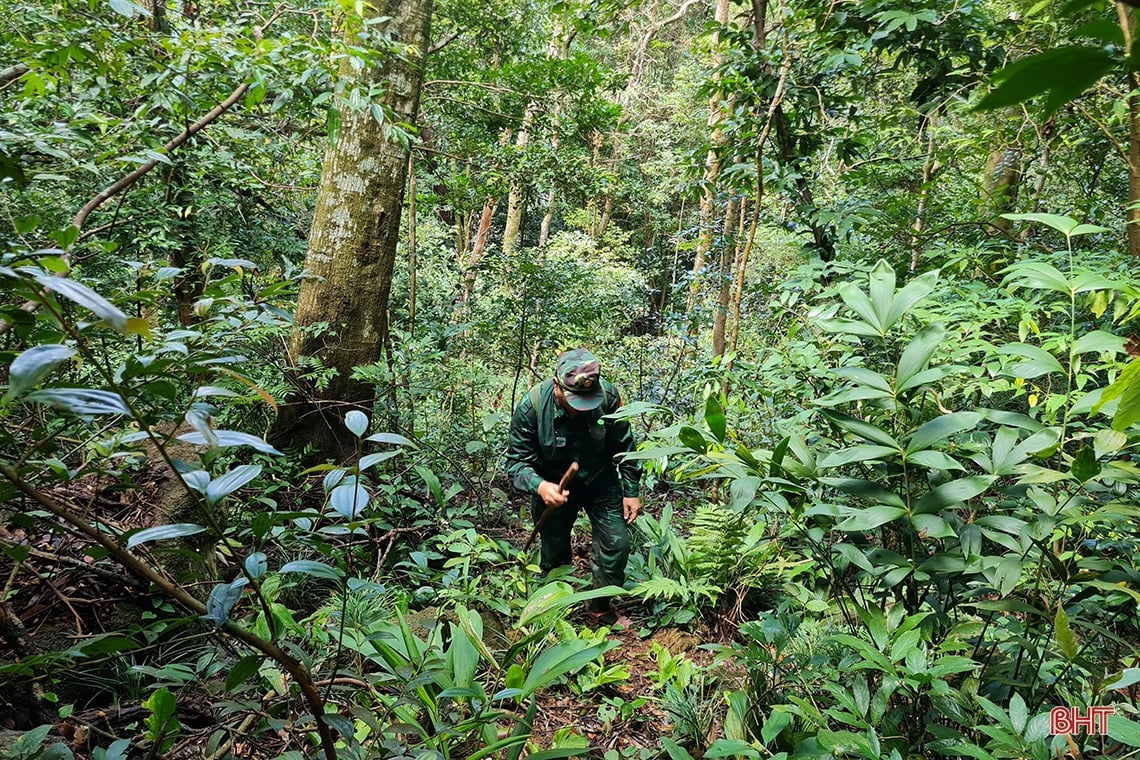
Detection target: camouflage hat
<box><xmin>555</xmin><ymin>349</ymin><xmax>604</xmax><ymax>411</ymax></box>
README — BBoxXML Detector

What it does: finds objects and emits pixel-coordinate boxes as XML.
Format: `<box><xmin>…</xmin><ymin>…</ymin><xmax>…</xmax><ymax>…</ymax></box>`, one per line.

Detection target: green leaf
<box><xmin>177</xmin><ymin>430</ymin><xmax>281</xmax><ymax>455</ymax></box>
<box><xmin>329</xmin><ymin>481</ymin><xmax>370</xmax><ymax>518</ymax></box>
<box><xmin>143</xmin><ymin>688</ymin><xmax>179</xmax><ymax>747</ymax></box>
<box><xmin>836</xmin><ymin>505</ymin><xmax>906</xmax><ymax>532</ymax></box>
<box><xmin>344</xmin><ymin>410</ymin><xmax>369</xmax><ymax>437</ymax></box>
<box><xmin>912</xmin><ymin>475</ymin><xmax>995</xmax><ymax>514</ymax></box>
<box><xmin>761</xmin><ymin>709</ymin><xmax>793</xmax><ymax>745</ymax></box>
<box><xmin>911</xmin><ymin>514</ymin><xmax>954</xmax><ymax>539</ymax></box>
<box><xmin>521</xmin><ymin>640</ymin><xmax>613</xmax><ymax>697</ymax></box>
<box><xmin>25</xmin><ymin>388</ymin><xmax>129</xmax><ymax>415</ymax></box>
<box><xmin>365</xmin><ymin>431</ymin><xmax>415</xmax><ymax>446</ymax></box>
<box><xmin>32</xmin><ymin>273</ymin><xmax>128</xmax><ymax>331</ymax></box>
<box><xmin>359</xmin><ymin>450</ymin><xmax>400</xmax><ymax>470</ymax></box>
<box><xmin>126</xmin><ymin>523</ymin><xmax>206</xmax><ymax>549</ymax></box>
<box><xmin>244</xmin><ymin>552</ymin><xmax>268</xmax><ymax>580</ymax></box>
<box><xmin>977</xmin><ymin>46</ymin><xmax>1115</xmax><ymax>116</ymax></box>
<box><xmin>868</xmin><ymin>259</ymin><xmax>897</xmax><ymax>331</ymax></box>
<box><xmin>205</xmin><ymin>464</ymin><xmax>262</xmax><ymax>507</ymax></box>
<box><xmin>279</xmin><ymin>560</ymin><xmax>343</xmax><ymax>580</ymax></box>
<box><xmin>678</xmin><ymin>425</ymin><xmax>708</xmax><ymax>453</ymax></box>
<box><xmin>906</xmin><ymin>412</ymin><xmax>981</xmax><ymax>454</ymax></box>
<box><xmin>704</xmin><ymin>395</ymin><xmax>726</xmax><ymax>443</ymax></box>
<box><xmin>705</xmin><ymin>739</ymin><xmax>762</xmax><ymax>758</ymax></box>
<box><xmin>820</xmin><ymin>410</ymin><xmax>900</xmax><ymax>448</ymax></box>
<box><xmin>905</xmin><ymin>450</ymin><xmax>965</xmax><ymax>471</ymax></box>
<box><xmin>995</xmin><ymin>343</ymin><xmax>1065</xmax><ymax>378</ymax></box>
<box><xmin>1071</xmin><ymin>330</ymin><xmax>1125</xmax><ymax>355</ymax></box>
<box><xmin>1070</xmin><ymin>445</ymin><xmax>1101</xmax><ymax>482</ymax></box>
<box><xmin>886</xmin><ymin>269</ymin><xmax>939</xmax><ymax>330</ymax></box>
<box><xmin>1001</xmin><ymin>214</ymin><xmax>1083</xmax><ymax>239</ymax></box>
<box><xmin>1107</xmin><ymin>716</ymin><xmax>1140</xmax><ymax>748</ymax></box>
<box><xmin>661</xmin><ymin>738</ymin><xmax>698</xmax><ymax>760</ymax></box>
<box><xmin>895</xmin><ymin>323</ymin><xmax>945</xmax><ymax>390</ymax></box>
<box><xmin>202</xmin><ymin>578</ymin><xmax>247</xmax><ymax>626</ymax></box>
<box><xmin>1054</xmin><ymin>605</ymin><xmax>1079</xmax><ymax>661</ymax></box>
<box><xmin>225</xmin><ymin>655</ymin><xmax>265</xmax><ymax>691</ymax></box>
<box><xmin>5</xmin><ymin>344</ymin><xmax>75</xmax><ymax>398</ymax></box>
<box><xmin>518</xmin><ymin>581</ymin><xmax>625</xmax><ymax>626</ymax></box>
<box><xmin>820</xmin><ymin>445</ymin><xmax>900</xmax><ymax>468</ymax></box>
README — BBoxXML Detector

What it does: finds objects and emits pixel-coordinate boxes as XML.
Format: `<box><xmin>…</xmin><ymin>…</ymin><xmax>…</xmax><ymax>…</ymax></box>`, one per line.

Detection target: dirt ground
<box><xmin>2</xmin><ymin>468</ymin><xmax>722</xmax><ymax>758</ymax></box>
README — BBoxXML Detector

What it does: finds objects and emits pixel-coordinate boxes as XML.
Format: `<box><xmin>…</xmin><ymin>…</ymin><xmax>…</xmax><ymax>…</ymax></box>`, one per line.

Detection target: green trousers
<box><xmin>530</xmin><ymin>475</ymin><xmax>629</xmax><ymax>611</ymax></box>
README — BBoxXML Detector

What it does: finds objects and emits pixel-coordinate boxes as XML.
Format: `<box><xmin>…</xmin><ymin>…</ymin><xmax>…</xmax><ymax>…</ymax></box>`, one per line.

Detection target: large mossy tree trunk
<box><xmin>274</xmin><ymin>0</ymin><xmax>433</xmax><ymax>461</ymax></box>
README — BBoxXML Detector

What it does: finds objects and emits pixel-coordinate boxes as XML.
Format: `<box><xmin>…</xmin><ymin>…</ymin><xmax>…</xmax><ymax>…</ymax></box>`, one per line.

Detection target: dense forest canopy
<box><xmin>2</xmin><ymin>0</ymin><xmax>1140</xmax><ymax>758</ymax></box>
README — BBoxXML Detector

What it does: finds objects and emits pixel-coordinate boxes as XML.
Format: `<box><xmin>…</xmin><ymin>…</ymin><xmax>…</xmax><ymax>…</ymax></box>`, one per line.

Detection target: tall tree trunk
<box><xmin>909</xmin><ymin>111</ymin><xmax>940</xmax><ymax>272</ymax></box>
<box><xmin>461</xmin><ymin>196</ymin><xmax>497</xmax><ymax>304</ymax></box>
<box><xmin>273</xmin><ymin>0</ymin><xmax>433</xmax><ymax>461</ymax></box>
<box><xmin>688</xmin><ymin>0</ymin><xmax>731</xmax><ymax>314</ymax></box>
<box><xmin>1119</xmin><ymin>6</ymin><xmax>1140</xmax><ymax>257</ymax></box>
<box><xmin>503</xmin><ymin>108</ymin><xmax>535</xmax><ymax>254</ymax></box>
<box><xmin>711</xmin><ymin>195</ymin><xmax>738</xmax><ymax>358</ymax></box>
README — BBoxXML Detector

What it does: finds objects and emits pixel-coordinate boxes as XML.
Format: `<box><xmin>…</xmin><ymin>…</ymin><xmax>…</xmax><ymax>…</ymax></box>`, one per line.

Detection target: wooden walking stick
<box><xmin>522</xmin><ymin>462</ymin><xmax>579</xmax><ymax>552</ymax></box>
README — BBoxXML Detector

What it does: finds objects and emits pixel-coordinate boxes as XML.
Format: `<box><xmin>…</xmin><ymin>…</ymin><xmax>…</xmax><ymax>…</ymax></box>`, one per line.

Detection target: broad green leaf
<box><xmin>244</xmin><ymin>552</ymin><xmax>268</xmax><ymax>580</ymax></box>
<box><xmin>225</xmin><ymin>655</ymin><xmax>265</xmax><ymax>691</ymax></box>
<box><xmin>518</xmin><ymin>582</ymin><xmax>625</xmax><ymax>626</ymax></box>
<box><xmin>6</xmin><ymin>344</ymin><xmax>75</xmax><ymax>398</ymax></box>
<box><xmin>905</xmin><ymin>450</ymin><xmax>965</xmax><ymax>471</ymax></box>
<box><xmin>820</xmin><ymin>410</ymin><xmax>900</xmax><ymax>448</ymax></box>
<box><xmin>205</xmin><ymin>464</ymin><xmax>262</xmax><ymax>507</ymax></box>
<box><xmin>995</xmin><ymin>343</ymin><xmax>1065</xmax><ymax>378</ymax></box>
<box><xmin>832</xmin><ymin>366</ymin><xmax>892</xmax><ymax>392</ymax></box>
<box><xmin>1094</xmin><ymin>429</ymin><xmax>1128</xmax><ymax>458</ymax></box>
<box><xmin>279</xmin><ymin>560</ymin><xmax>343</xmax><ymax>580</ymax></box>
<box><xmin>1095</xmin><ymin>358</ymin><xmax>1140</xmax><ymax>430</ymax></box>
<box><xmin>661</xmin><ymin>738</ymin><xmax>698</xmax><ymax>760</ymax></box>
<box><xmin>678</xmin><ymin>425</ymin><xmax>708</xmax><ymax>453</ymax></box>
<box><xmin>906</xmin><ymin>412</ymin><xmax>981</xmax><ymax>454</ymax></box>
<box><xmin>344</xmin><ymin>410</ymin><xmax>369</xmax><ymax>437</ymax></box>
<box><xmin>521</xmin><ymin>640</ymin><xmax>613</xmax><ymax>697</ymax></box>
<box><xmin>177</xmin><ymin>430</ymin><xmax>281</xmax><ymax>455</ymax></box>
<box><xmin>895</xmin><ymin>323</ymin><xmax>945</xmax><ymax>390</ymax></box>
<box><xmin>329</xmin><ymin>482</ymin><xmax>370</xmax><ymax>518</ymax></box>
<box><xmin>885</xmin><ymin>269</ymin><xmax>939</xmax><ymax>329</ymax></box>
<box><xmin>820</xmin><ymin>478</ymin><xmax>906</xmax><ymax>508</ymax></box>
<box><xmin>1003</xmin><ymin>261</ymin><xmax>1071</xmax><ymax>294</ymax></box>
<box><xmin>913</xmin><ymin>475</ymin><xmax>995</xmax><ymax>514</ymax></box>
<box><xmin>705</xmin><ymin>395</ymin><xmax>726</xmax><ymax>443</ymax></box>
<box><xmin>820</xmin><ymin>445</ymin><xmax>900</xmax><ymax>468</ymax></box>
<box><xmin>911</xmin><ymin>514</ymin><xmax>954</xmax><ymax>539</ymax></box>
<box><xmin>25</xmin><ymin>388</ymin><xmax>129</xmax><ymax>415</ymax></box>
<box><xmin>868</xmin><ymin>259</ymin><xmax>896</xmax><ymax>330</ymax></box>
<box><xmin>761</xmin><ymin>709</ymin><xmax>793</xmax><ymax>745</ymax></box>
<box><xmin>704</xmin><ymin>739</ymin><xmax>762</xmax><ymax>758</ymax></box>
<box><xmin>991</xmin><ymin>556</ymin><xmax>1022</xmax><ymax>596</ymax></box>
<box><xmin>1054</xmin><ymin>605</ymin><xmax>1079</xmax><ymax>661</ymax></box>
<box><xmin>977</xmin><ymin>46</ymin><xmax>1115</xmax><ymax>116</ymax></box>
<box><xmin>202</xmin><ymin>578</ymin><xmax>248</xmax><ymax>626</ymax></box>
<box><xmin>836</xmin><ymin>505</ymin><xmax>906</xmax><ymax>532</ymax></box>
<box><xmin>1070</xmin><ymin>445</ymin><xmax>1101</xmax><ymax>482</ymax></box>
<box><xmin>1009</xmin><ymin>692</ymin><xmax>1028</xmax><ymax>735</ymax></box>
<box><xmin>359</xmin><ymin>450</ymin><xmax>400</xmax><ymax>470</ymax></box>
<box><xmin>839</xmin><ymin>282</ymin><xmax>883</xmax><ymax>334</ymax></box>
<box><xmin>32</xmin><ymin>273</ymin><xmax>128</xmax><ymax>331</ymax></box>
<box><xmin>1107</xmin><ymin>716</ymin><xmax>1140</xmax><ymax>749</ymax></box>
<box><xmin>1071</xmin><ymin>330</ymin><xmax>1125</xmax><ymax>355</ymax></box>
<box><xmin>365</xmin><ymin>431</ymin><xmax>415</xmax><ymax>446</ymax></box>
<box><xmin>126</xmin><ymin>523</ymin><xmax>206</xmax><ymax>549</ymax></box>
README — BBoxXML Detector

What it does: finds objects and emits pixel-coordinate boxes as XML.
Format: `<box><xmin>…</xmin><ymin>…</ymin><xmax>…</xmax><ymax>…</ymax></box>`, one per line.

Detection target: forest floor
<box><xmin>2</xmin><ymin>465</ymin><xmax>723</xmax><ymax>758</ymax></box>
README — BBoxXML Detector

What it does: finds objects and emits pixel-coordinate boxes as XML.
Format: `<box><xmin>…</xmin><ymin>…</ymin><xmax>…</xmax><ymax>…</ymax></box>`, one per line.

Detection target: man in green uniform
<box><xmin>505</xmin><ymin>349</ymin><xmax>642</xmax><ymax>619</ymax></box>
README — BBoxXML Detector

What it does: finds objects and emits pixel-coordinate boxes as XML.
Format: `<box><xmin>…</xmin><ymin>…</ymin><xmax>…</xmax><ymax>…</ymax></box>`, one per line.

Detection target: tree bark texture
<box><xmin>280</xmin><ymin>0</ymin><xmax>433</xmax><ymax>460</ymax></box>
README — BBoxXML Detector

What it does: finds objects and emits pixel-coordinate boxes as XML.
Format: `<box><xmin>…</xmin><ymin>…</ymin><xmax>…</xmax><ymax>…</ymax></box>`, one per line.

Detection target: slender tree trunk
<box><xmin>909</xmin><ymin>111</ymin><xmax>940</xmax><ymax>272</ymax></box>
<box><xmin>1118</xmin><ymin>5</ymin><xmax>1140</xmax><ymax>256</ymax></box>
<box><xmin>503</xmin><ymin>108</ymin><xmax>535</xmax><ymax>254</ymax></box>
<box><xmin>689</xmin><ymin>0</ymin><xmax>731</xmax><ymax>313</ymax></box>
<box><xmin>461</xmin><ymin>196</ymin><xmax>497</xmax><ymax>304</ymax></box>
<box><xmin>711</xmin><ymin>194</ymin><xmax>738</xmax><ymax>358</ymax></box>
<box><xmin>274</xmin><ymin>0</ymin><xmax>433</xmax><ymax>461</ymax></box>
<box><xmin>407</xmin><ymin>152</ymin><xmax>417</xmax><ymax>338</ymax></box>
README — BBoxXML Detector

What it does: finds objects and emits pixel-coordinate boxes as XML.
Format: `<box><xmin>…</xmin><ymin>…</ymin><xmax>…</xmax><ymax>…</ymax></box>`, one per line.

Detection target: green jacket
<box><xmin>505</xmin><ymin>378</ymin><xmax>641</xmax><ymax>499</ymax></box>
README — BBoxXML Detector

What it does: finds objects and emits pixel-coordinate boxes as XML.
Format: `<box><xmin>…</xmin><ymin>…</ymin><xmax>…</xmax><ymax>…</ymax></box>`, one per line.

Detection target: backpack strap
<box><xmin>526</xmin><ymin>381</ymin><xmax>547</xmax><ymax>425</ymax></box>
